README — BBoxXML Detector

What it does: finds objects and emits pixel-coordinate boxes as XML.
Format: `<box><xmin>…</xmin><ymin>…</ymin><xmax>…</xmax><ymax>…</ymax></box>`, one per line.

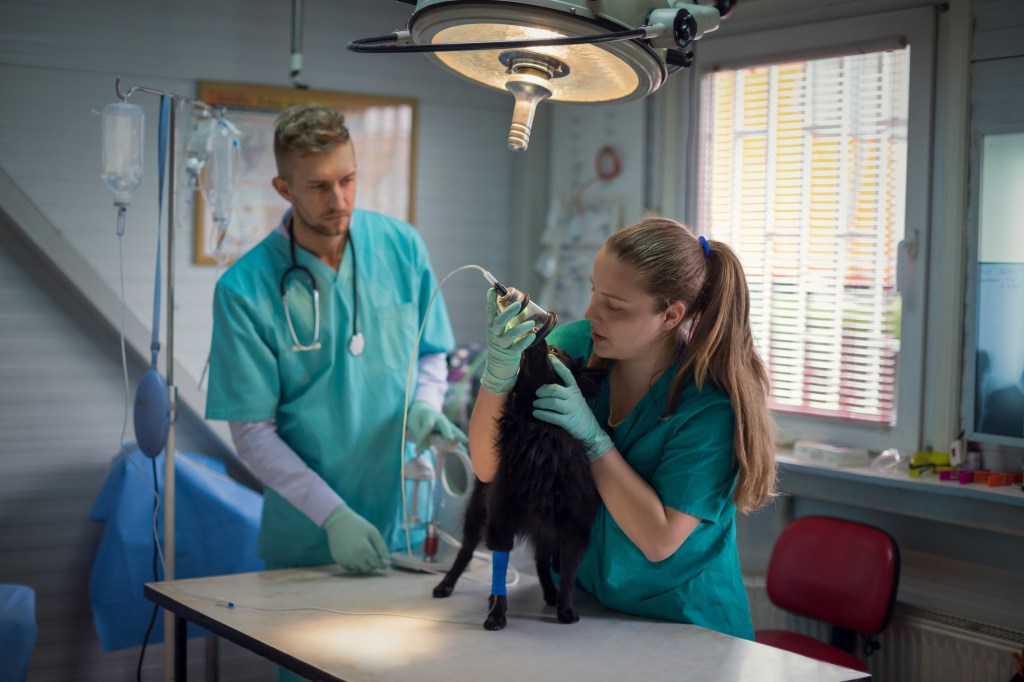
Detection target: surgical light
<box><xmin>349</xmin><ymin>0</ymin><xmax>734</xmax><ymax>150</ymax></box>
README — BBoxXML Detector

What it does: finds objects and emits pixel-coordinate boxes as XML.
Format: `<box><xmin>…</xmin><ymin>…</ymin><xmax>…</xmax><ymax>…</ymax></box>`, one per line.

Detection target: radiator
<box><xmin>744</xmin><ymin>573</ymin><xmax>1023</xmax><ymax>682</ymax></box>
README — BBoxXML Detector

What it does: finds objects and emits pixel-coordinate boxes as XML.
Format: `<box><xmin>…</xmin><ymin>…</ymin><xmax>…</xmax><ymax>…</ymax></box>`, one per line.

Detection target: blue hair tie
<box><xmin>698</xmin><ymin>235</ymin><xmax>710</xmax><ymax>258</ymax></box>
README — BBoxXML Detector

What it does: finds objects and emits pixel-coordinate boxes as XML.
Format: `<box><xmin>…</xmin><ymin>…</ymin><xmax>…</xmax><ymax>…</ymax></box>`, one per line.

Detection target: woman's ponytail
<box><xmin>606</xmin><ymin>219</ymin><xmax>777</xmax><ymax>512</ymax></box>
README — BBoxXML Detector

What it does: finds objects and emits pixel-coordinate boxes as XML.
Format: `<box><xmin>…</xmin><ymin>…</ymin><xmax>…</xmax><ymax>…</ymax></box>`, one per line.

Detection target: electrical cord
<box><xmin>348</xmin><ymin>27</ymin><xmax>649</xmax><ymax>54</ymax></box>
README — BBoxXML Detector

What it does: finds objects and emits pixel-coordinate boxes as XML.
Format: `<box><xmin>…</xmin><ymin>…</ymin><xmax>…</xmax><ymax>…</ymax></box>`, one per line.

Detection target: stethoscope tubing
<box><xmin>281</xmin><ymin>218</ymin><xmax>361</xmax><ymax>354</ymax></box>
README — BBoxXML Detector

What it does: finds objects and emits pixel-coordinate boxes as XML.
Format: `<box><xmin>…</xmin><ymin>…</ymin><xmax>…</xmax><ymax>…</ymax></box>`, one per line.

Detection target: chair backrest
<box><xmin>766</xmin><ymin>516</ymin><xmax>900</xmax><ymax>635</ymax></box>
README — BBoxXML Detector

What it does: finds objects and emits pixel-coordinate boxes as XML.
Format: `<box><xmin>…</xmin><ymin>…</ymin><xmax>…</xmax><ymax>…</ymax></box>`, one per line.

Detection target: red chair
<box><xmin>755</xmin><ymin>516</ymin><xmax>900</xmax><ymax>672</ymax></box>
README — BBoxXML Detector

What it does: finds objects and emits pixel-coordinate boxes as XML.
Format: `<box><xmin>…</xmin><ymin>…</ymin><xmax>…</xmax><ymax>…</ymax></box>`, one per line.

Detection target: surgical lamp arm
<box><xmin>348</xmin><ymin>27</ymin><xmax>649</xmax><ymax>53</ymax></box>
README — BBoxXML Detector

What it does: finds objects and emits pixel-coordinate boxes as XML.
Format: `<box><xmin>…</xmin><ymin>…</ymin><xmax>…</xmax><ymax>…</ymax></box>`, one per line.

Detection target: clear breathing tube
<box><xmin>395</xmin><ymin>263</ymin><xmax>522</xmax><ymax>589</ymax></box>
<box><xmin>476</xmin><ymin>266</ymin><xmax>504</xmax><ymax>294</ymax></box>
<box><xmin>399</xmin><ymin>264</ymin><xmax>499</xmax><ymax>556</ymax></box>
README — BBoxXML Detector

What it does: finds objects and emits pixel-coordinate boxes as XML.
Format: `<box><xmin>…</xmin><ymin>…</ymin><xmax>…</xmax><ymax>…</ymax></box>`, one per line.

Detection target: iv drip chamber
<box><xmin>101</xmin><ymin>102</ymin><xmax>145</xmax><ymax>208</ymax></box>
<box><xmin>183</xmin><ymin>107</ymin><xmax>214</xmax><ymax>179</ymax></box>
<box><xmin>203</xmin><ymin>123</ymin><xmax>237</xmax><ymax>225</ymax></box>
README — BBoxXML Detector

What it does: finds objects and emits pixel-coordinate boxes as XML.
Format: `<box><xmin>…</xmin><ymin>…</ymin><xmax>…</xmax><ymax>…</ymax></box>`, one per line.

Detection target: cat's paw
<box><xmin>557</xmin><ymin>607</ymin><xmax>580</xmax><ymax>624</ymax></box>
<box><xmin>484</xmin><ymin>594</ymin><xmax>508</xmax><ymax>631</ymax></box>
<box><xmin>432</xmin><ymin>583</ymin><xmax>454</xmax><ymax>598</ymax></box>
<box><xmin>484</xmin><ymin>614</ymin><xmax>507</xmax><ymax>631</ymax></box>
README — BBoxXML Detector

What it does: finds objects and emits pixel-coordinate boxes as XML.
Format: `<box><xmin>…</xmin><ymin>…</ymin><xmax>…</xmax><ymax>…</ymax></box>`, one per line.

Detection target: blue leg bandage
<box><xmin>491</xmin><ymin>551</ymin><xmax>509</xmax><ymax>596</ymax></box>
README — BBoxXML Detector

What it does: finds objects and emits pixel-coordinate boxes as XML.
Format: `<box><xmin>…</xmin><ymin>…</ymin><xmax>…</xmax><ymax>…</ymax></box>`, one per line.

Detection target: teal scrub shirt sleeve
<box><xmin>206</xmin><ymin>284</ymin><xmax>280</xmax><ymax>423</ymax></box>
<box><xmin>652</xmin><ymin>398</ymin><xmax>738</xmax><ymax>523</ymax></box>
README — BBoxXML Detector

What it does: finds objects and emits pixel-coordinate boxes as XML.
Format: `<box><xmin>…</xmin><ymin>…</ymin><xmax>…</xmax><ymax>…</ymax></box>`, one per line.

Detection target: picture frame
<box><xmin>193</xmin><ymin>81</ymin><xmax>418</xmax><ymax>265</ymax></box>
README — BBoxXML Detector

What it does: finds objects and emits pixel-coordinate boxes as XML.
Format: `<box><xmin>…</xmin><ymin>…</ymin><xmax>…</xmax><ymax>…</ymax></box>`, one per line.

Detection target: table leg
<box><xmin>176</xmin><ymin>617</ymin><xmax>187</xmax><ymax>680</ymax></box>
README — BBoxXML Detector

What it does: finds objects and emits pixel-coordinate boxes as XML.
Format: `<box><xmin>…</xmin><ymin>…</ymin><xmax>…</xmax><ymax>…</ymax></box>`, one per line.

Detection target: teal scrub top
<box><xmin>546</xmin><ymin>320</ymin><xmax>754</xmax><ymax>640</ymax></box>
<box><xmin>205</xmin><ymin>209</ymin><xmax>455</xmax><ymax>567</ymax></box>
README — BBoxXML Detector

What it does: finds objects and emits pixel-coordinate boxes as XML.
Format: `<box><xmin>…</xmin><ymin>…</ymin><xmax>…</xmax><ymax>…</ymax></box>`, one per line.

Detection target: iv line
<box><xmin>116</xmin><ymin>225</ymin><xmax>168</xmax><ymax>578</ymax></box>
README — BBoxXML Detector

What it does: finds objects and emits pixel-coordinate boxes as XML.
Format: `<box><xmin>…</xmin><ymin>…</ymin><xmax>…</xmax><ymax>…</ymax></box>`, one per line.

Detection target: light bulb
<box><xmin>501</xmin><ymin>51</ymin><xmax>568</xmax><ymax>152</ymax></box>
<box><xmin>505</xmin><ymin>75</ymin><xmax>551</xmax><ymax>152</ymax></box>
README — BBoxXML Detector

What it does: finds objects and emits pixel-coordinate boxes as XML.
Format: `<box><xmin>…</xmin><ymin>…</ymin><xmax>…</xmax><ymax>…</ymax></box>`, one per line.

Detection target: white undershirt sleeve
<box><xmin>229</xmin><ymin>420</ymin><xmax>344</xmax><ymax>527</ymax></box>
<box><xmin>414</xmin><ymin>352</ymin><xmax>449</xmax><ymax>411</ymax></box>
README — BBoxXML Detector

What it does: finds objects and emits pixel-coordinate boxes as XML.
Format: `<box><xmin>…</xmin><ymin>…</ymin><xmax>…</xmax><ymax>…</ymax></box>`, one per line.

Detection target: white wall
<box><xmin>538</xmin><ymin>99</ymin><xmax>649</xmax><ymax>319</ymax></box>
<box><xmin>0</xmin><ymin>0</ymin><xmax>515</xmax><ymax>386</ymax></box>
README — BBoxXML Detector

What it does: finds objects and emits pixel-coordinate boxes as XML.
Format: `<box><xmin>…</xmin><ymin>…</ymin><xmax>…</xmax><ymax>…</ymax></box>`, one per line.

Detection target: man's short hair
<box><xmin>273</xmin><ymin>104</ymin><xmax>351</xmax><ymax>177</ymax></box>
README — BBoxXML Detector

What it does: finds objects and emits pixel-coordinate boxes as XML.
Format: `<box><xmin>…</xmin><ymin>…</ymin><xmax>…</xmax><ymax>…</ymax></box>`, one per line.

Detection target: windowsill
<box><xmin>777</xmin><ymin>453</ymin><xmax>1024</xmax><ymax>506</ymax></box>
<box><xmin>774</xmin><ymin>452</ymin><xmax>1024</xmax><ymax>537</ymax></box>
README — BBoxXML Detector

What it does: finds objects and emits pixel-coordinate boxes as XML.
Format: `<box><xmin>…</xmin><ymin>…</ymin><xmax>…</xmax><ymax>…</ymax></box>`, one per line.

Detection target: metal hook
<box><xmin>114</xmin><ymin>77</ymin><xmax>130</xmax><ymax>102</ymax></box>
<box><xmin>112</xmin><ymin>77</ymin><xmax>221</xmax><ymax>115</ymax></box>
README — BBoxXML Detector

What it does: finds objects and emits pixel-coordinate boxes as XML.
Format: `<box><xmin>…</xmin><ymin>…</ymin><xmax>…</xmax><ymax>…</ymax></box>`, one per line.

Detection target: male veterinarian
<box><xmin>206</xmin><ymin>104</ymin><xmax>464</xmax><ymax>581</ymax></box>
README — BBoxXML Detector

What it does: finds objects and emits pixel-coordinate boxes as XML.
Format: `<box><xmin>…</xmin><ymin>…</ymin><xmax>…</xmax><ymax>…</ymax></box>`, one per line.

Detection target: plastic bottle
<box><xmin>203</xmin><ymin>122</ymin><xmax>237</xmax><ymax>226</ymax></box>
<box><xmin>183</xmin><ymin>107</ymin><xmax>213</xmax><ymax>181</ymax></box>
<box><xmin>101</xmin><ymin>102</ymin><xmax>145</xmax><ymax>209</ymax></box>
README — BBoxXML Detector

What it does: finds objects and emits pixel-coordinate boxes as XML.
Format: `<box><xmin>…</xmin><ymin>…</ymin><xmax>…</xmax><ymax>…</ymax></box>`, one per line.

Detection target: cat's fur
<box><xmin>433</xmin><ymin>342</ymin><xmax>606</xmax><ymax>631</ymax></box>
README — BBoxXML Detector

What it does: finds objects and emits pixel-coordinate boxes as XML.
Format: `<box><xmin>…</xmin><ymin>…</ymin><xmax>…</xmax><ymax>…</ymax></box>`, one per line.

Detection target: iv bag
<box><xmin>101</xmin><ymin>102</ymin><xmax>145</xmax><ymax>208</ymax></box>
<box><xmin>183</xmin><ymin>107</ymin><xmax>214</xmax><ymax>179</ymax></box>
<box><xmin>203</xmin><ymin>122</ymin><xmax>237</xmax><ymax>225</ymax></box>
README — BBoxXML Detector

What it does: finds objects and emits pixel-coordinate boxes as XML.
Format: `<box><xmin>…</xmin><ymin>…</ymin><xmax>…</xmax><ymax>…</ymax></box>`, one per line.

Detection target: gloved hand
<box><xmin>533</xmin><ymin>356</ymin><xmax>614</xmax><ymax>462</ymax></box>
<box><xmin>481</xmin><ymin>288</ymin><xmax>537</xmax><ymax>395</ymax></box>
<box><xmin>407</xmin><ymin>400</ymin><xmax>468</xmax><ymax>453</ymax></box>
<box><xmin>323</xmin><ymin>504</ymin><xmax>389</xmax><ymax>573</ymax></box>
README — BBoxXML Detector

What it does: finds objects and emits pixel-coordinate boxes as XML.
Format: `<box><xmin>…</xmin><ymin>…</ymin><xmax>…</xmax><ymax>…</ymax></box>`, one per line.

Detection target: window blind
<box><xmin>699</xmin><ymin>49</ymin><xmax>910</xmax><ymax>424</ymax></box>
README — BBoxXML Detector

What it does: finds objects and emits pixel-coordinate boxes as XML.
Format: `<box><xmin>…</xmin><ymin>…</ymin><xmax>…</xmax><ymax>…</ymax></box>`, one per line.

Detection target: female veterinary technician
<box><xmin>469</xmin><ymin>217</ymin><xmax>777</xmax><ymax>639</ymax></box>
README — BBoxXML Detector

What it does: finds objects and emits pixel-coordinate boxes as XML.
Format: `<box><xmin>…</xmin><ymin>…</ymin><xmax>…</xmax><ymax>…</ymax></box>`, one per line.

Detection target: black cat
<box><xmin>432</xmin><ymin>342</ymin><xmax>606</xmax><ymax>631</ymax></box>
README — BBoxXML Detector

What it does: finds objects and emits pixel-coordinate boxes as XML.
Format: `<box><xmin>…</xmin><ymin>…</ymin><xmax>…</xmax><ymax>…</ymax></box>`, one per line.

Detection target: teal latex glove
<box><xmin>532</xmin><ymin>356</ymin><xmax>614</xmax><ymax>462</ymax></box>
<box><xmin>480</xmin><ymin>287</ymin><xmax>537</xmax><ymax>395</ymax></box>
<box><xmin>407</xmin><ymin>400</ymin><xmax>468</xmax><ymax>453</ymax></box>
<box><xmin>322</xmin><ymin>504</ymin><xmax>389</xmax><ymax>573</ymax></box>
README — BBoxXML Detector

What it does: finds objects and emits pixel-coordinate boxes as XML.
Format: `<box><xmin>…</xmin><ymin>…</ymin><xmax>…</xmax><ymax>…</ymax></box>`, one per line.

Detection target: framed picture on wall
<box><xmin>193</xmin><ymin>81</ymin><xmax>417</xmax><ymax>265</ymax></box>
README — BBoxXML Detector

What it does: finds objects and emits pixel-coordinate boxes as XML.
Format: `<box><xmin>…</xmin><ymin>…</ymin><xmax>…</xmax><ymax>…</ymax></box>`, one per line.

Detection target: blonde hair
<box><xmin>602</xmin><ymin>217</ymin><xmax>777</xmax><ymax>513</ymax></box>
<box><xmin>273</xmin><ymin>104</ymin><xmax>350</xmax><ymax>177</ymax></box>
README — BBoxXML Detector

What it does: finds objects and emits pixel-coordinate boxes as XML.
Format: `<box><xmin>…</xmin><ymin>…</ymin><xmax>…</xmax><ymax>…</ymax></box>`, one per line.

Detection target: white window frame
<box><xmin>678</xmin><ymin>7</ymin><xmax>936</xmax><ymax>452</ymax></box>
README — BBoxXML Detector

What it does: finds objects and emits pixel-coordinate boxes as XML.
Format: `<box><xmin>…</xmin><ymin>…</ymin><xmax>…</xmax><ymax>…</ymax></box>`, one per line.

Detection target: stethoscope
<box><xmin>280</xmin><ymin>219</ymin><xmax>365</xmax><ymax>356</ymax></box>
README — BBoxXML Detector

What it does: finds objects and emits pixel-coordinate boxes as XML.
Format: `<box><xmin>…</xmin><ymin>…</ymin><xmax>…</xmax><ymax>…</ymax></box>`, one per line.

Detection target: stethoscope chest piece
<box><xmin>284</xmin><ymin>218</ymin><xmax>362</xmax><ymax>356</ymax></box>
<box><xmin>349</xmin><ymin>332</ymin><xmax>365</xmax><ymax>357</ymax></box>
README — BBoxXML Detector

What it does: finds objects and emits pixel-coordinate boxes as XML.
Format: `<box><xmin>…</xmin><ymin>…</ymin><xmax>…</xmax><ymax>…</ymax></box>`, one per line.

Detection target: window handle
<box><xmin>897</xmin><ymin>229</ymin><xmax>919</xmax><ymax>294</ymax></box>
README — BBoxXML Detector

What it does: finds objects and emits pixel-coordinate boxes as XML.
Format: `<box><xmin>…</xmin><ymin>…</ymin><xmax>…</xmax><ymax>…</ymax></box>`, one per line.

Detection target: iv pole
<box><xmin>114</xmin><ymin>78</ymin><xmax>224</xmax><ymax>682</ymax></box>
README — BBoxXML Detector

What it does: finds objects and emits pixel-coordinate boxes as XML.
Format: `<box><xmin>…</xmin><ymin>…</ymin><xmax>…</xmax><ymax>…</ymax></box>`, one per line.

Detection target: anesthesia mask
<box><xmin>485</xmin><ymin>275</ymin><xmax>557</xmax><ymax>348</ymax></box>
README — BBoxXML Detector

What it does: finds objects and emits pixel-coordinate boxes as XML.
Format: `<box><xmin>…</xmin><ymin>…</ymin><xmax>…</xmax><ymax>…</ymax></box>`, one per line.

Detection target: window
<box><xmin>689</xmin><ymin>8</ymin><xmax>935</xmax><ymax>451</ymax></box>
<box><xmin>700</xmin><ymin>50</ymin><xmax>908</xmax><ymax>425</ymax></box>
